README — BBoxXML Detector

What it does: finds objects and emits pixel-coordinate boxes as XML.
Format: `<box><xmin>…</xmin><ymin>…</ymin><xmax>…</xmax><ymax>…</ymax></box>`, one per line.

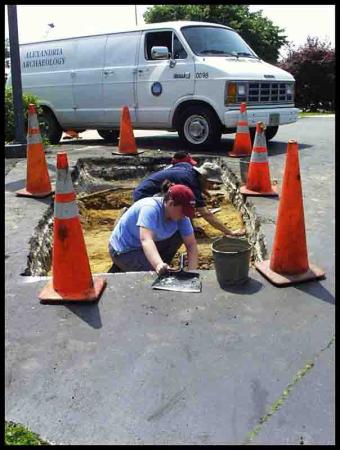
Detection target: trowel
<box><xmin>152</xmin><ymin>253</ymin><xmax>202</xmax><ymax>293</ymax></box>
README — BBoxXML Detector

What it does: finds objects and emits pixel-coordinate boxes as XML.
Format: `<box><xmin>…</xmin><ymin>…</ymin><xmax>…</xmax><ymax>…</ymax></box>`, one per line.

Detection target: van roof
<box><xmin>20</xmin><ymin>21</ymin><xmax>234</xmax><ymax>45</ymax></box>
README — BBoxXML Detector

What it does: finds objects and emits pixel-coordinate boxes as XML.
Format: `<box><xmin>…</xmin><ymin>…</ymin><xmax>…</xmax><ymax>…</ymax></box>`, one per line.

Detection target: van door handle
<box><xmin>138</xmin><ymin>69</ymin><xmax>149</xmax><ymax>73</ymax></box>
<box><xmin>103</xmin><ymin>70</ymin><xmax>115</xmax><ymax>75</ymax></box>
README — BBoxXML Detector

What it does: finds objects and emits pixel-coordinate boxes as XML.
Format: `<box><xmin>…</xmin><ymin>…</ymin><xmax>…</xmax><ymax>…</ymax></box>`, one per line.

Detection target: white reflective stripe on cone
<box><xmin>27</xmin><ymin>133</ymin><xmax>42</xmax><ymax>144</ymax></box>
<box><xmin>250</xmin><ymin>151</ymin><xmax>268</xmax><ymax>163</ymax></box>
<box><xmin>54</xmin><ymin>201</ymin><xmax>79</xmax><ymax>219</ymax></box>
<box><xmin>253</xmin><ymin>133</ymin><xmax>266</xmax><ymax>148</ymax></box>
<box><xmin>55</xmin><ymin>168</ymin><xmax>75</xmax><ymax>194</ymax></box>
<box><xmin>29</xmin><ymin>113</ymin><xmax>40</xmax><ymax>129</ymax></box>
<box><xmin>236</xmin><ymin>125</ymin><xmax>250</xmax><ymax>133</ymax></box>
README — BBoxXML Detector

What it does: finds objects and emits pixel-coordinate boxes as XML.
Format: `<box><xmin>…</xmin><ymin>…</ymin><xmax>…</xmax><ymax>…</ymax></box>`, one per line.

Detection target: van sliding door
<box><xmin>72</xmin><ymin>35</ymin><xmax>106</xmax><ymax>125</ymax></box>
<box><xmin>102</xmin><ymin>31</ymin><xmax>140</xmax><ymax>125</ymax></box>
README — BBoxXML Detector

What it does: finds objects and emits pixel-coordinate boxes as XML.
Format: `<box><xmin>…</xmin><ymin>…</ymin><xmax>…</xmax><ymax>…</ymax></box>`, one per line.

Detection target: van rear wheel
<box><xmin>178</xmin><ymin>105</ymin><xmax>222</xmax><ymax>150</ymax></box>
<box><xmin>97</xmin><ymin>129</ymin><xmax>119</xmax><ymax>142</ymax></box>
<box><xmin>39</xmin><ymin>109</ymin><xmax>63</xmax><ymax>144</ymax></box>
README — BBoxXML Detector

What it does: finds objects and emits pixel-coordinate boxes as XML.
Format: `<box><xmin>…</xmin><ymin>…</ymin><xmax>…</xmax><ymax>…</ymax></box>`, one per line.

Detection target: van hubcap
<box><xmin>184</xmin><ymin>115</ymin><xmax>209</xmax><ymax>144</ymax></box>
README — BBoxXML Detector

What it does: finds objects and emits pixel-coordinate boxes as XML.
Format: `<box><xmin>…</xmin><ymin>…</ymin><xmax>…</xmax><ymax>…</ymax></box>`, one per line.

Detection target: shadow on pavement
<box><xmin>295</xmin><ymin>281</ymin><xmax>335</xmax><ymax>306</ymax></box>
<box><xmin>219</xmin><ymin>276</ymin><xmax>263</xmax><ymax>294</ymax></box>
<box><xmin>65</xmin><ymin>302</ymin><xmax>103</xmax><ymax>329</ymax></box>
<box><xmin>5</xmin><ymin>179</ymin><xmax>27</xmax><ymax>192</ymax></box>
<box><xmin>49</xmin><ymin>135</ymin><xmax>313</xmax><ymax>160</ymax></box>
<box><xmin>268</xmin><ymin>141</ymin><xmax>312</xmax><ymax>156</ymax></box>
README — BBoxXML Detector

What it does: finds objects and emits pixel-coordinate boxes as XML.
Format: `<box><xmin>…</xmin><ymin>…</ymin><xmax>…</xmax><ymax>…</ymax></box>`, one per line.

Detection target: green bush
<box><xmin>5</xmin><ymin>421</ymin><xmax>50</xmax><ymax>445</ymax></box>
<box><xmin>5</xmin><ymin>88</ymin><xmax>50</xmax><ymax>146</ymax></box>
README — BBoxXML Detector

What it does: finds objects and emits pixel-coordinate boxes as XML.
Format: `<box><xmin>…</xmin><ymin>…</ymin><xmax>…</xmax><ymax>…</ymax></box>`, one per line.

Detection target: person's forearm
<box><xmin>141</xmin><ymin>238</ymin><xmax>163</xmax><ymax>270</ymax></box>
<box><xmin>203</xmin><ymin>212</ymin><xmax>233</xmax><ymax>235</ymax></box>
<box><xmin>186</xmin><ymin>243</ymin><xmax>199</xmax><ymax>270</ymax></box>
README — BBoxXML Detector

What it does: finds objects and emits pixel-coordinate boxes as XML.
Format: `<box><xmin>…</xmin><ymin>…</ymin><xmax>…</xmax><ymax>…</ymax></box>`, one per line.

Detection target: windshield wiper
<box><xmin>199</xmin><ymin>49</ymin><xmax>234</xmax><ymax>56</ymax></box>
<box><xmin>236</xmin><ymin>52</ymin><xmax>259</xmax><ymax>59</ymax></box>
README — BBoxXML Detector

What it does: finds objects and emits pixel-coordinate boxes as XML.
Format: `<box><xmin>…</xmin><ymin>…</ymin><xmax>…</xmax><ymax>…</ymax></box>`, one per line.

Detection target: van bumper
<box><xmin>223</xmin><ymin>107</ymin><xmax>300</xmax><ymax>128</ymax></box>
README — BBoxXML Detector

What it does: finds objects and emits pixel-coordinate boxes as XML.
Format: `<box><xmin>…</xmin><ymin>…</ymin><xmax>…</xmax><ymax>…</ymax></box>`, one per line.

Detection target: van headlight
<box><xmin>286</xmin><ymin>83</ymin><xmax>294</xmax><ymax>101</ymax></box>
<box><xmin>225</xmin><ymin>82</ymin><xmax>247</xmax><ymax>105</ymax></box>
<box><xmin>237</xmin><ymin>84</ymin><xmax>246</xmax><ymax>96</ymax></box>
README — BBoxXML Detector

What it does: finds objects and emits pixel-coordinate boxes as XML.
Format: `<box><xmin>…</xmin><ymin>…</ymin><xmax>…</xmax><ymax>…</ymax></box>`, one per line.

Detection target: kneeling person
<box><xmin>108</xmin><ymin>185</ymin><xmax>198</xmax><ymax>274</ymax></box>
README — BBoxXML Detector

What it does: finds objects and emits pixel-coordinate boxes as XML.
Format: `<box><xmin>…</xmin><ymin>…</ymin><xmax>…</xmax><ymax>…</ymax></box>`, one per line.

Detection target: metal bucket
<box><xmin>212</xmin><ymin>236</ymin><xmax>251</xmax><ymax>287</ymax></box>
<box><xmin>239</xmin><ymin>157</ymin><xmax>250</xmax><ymax>185</ymax></box>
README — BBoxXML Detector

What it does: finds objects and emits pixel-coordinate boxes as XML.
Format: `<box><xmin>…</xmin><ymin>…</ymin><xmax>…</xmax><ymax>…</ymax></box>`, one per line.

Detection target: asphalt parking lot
<box><xmin>5</xmin><ymin>117</ymin><xmax>335</xmax><ymax>445</ymax></box>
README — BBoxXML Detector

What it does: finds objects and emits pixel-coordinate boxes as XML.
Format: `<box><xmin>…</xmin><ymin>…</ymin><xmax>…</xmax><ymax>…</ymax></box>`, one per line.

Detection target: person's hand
<box><xmin>229</xmin><ymin>228</ymin><xmax>246</xmax><ymax>237</ymax></box>
<box><xmin>224</xmin><ymin>228</ymin><xmax>246</xmax><ymax>237</ymax></box>
<box><xmin>155</xmin><ymin>262</ymin><xmax>170</xmax><ymax>276</ymax></box>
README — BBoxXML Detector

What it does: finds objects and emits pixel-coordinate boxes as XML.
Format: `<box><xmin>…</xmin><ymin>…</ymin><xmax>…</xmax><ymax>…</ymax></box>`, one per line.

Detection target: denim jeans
<box><xmin>108</xmin><ymin>231</ymin><xmax>183</xmax><ymax>272</ymax></box>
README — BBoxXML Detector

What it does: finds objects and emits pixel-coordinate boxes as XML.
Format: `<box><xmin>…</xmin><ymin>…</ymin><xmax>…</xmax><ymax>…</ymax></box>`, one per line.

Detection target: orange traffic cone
<box><xmin>112</xmin><ymin>106</ymin><xmax>143</xmax><ymax>155</ymax></box>
<box><xmin>39</xmin><ymin>151</ymin><xmax>107</xmax><ymax>303</ymax></box>
<box><xmin>240</xmin><ymin>122</ymin><xmax>278</xmax><ymax>197</ymax></box>
<box><xmin>255</xmin><ymin>140</ymin><xmax>325</xmax><ymax>286</ymax></box>
<box><xmin>16</xmin><ymin>104</ymin><xmax>53</xmax><ymax>198</ymax></box>
<box><xmin>228</xmin><ymin>102</ymin><xmax>252</xmax><ymax>157</ymax></box>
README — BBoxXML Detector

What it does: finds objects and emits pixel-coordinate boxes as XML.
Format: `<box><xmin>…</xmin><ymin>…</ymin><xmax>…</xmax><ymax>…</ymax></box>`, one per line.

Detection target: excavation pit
<box><xmin>77</xmin><ymin>186</ymin><xmax>244</xmax><ymax>273</ymax></box>
<box><xmin>23</xmin><ymin>155</ymin><xmax>264</xmax><ymax>277</ymax></box>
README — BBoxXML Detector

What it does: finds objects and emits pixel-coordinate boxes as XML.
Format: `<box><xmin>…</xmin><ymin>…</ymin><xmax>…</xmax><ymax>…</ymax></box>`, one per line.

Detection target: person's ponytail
<box><xmin>161</xmin><ymin>179</ymin><xmax>175</xmax><ymax>199</ymax></box>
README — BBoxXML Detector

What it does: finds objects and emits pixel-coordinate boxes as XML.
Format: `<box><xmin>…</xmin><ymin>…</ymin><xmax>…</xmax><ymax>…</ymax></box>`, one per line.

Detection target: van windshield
<box><xmin>181</xmin><ymin>26</ymin><xmax>259</xmax><ymax>58</ymax></box>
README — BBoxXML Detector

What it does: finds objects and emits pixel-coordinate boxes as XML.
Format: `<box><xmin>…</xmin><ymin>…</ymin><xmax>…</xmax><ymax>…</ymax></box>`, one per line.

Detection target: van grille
<box><xmin>226</xmin><ymin>81</ymin><xmax>294</xmax><ymax>105</ymax></box>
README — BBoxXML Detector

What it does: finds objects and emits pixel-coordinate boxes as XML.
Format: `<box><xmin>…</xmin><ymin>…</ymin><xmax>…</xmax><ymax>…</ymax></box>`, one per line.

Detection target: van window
<box><xmin>105</xmin><ymin>32</ymin><xmax>139</xmax><ymax>66</ymax></box>
<box><xmin>173</xmin><ymin>34</ymin><xmax>187</xmax><ymax>59</ymax></box>
<box><xmin>181</xmin><ymin>26</ymin><xmax>258</xmax><ymax>58</ymax></box>
<box><xmin>145</xmin><ymin>31</ymin><xmax>187</xmax><ymax>60</ymax></box>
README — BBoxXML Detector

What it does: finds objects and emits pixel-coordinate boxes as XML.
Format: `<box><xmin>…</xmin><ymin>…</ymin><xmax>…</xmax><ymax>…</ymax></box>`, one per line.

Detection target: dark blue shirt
<box><xmin>133</xmin><ymin>163</ymin><xmax>205</xmax><ymax>207</ymax></box>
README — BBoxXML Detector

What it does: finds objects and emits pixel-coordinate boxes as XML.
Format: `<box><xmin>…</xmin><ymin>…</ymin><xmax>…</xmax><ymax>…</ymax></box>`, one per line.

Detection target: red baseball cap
<box><xmin>171</xmin><ymin>151</ymin><xmax>197</xmax><ymax>166</ymax></box>
<box><xmin>168</xmin><ymin>184</ymin><xmax>196</xmax><ymax>218</ymax></box>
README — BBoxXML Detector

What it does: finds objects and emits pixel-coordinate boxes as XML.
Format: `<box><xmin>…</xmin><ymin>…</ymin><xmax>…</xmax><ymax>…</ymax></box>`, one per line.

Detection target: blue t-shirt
<box><xmin>109</xmin><ymin>197</ymin><xmax>194</xmax><ymax>253</ymax></box>
<box><xmin>133</xmin><ymin>162</ymin><xmax>205</xmax><ymax>207</ymax></box>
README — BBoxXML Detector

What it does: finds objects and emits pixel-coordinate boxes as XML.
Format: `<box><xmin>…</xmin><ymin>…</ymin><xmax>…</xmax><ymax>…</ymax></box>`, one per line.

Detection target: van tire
<box><xmin>249</xmin><ymin>125</ymin><xmax>279</xmax><ymax>143</ymax></box>
<box><xmin>177</xmin><ymin>105</ymin><xmax>222</xmax><ymax>150</ymax></box>
<box><xmin>39</xmin><ymin>109</ymin><xmax>63</xmax><ymax>144</ymax></box>
<box><xmin>97</xmin><ymin>129</ymin><xmax>119</xmax><ymax>142</ymax></box>
<box><xmin>265</xmin><ymin>126</ymin><xmax>279</xmax><ymax>141</ymax></box>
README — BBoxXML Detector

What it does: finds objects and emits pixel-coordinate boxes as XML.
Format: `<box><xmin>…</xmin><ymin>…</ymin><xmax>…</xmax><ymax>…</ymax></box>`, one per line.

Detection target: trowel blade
<box><xmin>152</xmin><ymin>276</ymin><xmax>202</xmax><ymax>293</ymax></box>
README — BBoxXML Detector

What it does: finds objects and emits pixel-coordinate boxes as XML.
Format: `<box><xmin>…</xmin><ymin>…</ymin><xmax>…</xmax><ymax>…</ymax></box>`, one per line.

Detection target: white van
<box><xmin>9</xmin><ymin>21</ymin><xmax>299</xmax><ymax>149</ymax></box>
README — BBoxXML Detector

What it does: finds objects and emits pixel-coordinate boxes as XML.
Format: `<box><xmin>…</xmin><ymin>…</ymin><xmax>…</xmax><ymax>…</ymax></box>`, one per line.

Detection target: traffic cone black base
<box><xmin>112</xmin><ymin>150</ymin><xmax>144</xmax><ymax>155</ymax></box>
<box><xmin>255</xmin><ymin>260</ymin><xmax>325</xmax><ymax>286</ymax></box>
<box><xmin>39</xmin><ymin>278</ymin><xmax>106</xmax><ymax>304</ymax></box>
<box><xmin>16</xmin><ymin>188</ymin><xmax>54</xmax><ymax>198</ymax></box>
<box><xmin>240</xmin><ymin>185</ymin><xmax>278</xmax><ymax>197</ymax></box>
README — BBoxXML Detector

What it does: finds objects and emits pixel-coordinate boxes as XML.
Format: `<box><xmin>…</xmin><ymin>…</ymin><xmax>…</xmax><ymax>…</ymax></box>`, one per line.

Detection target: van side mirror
<box><xmin>151</xmin><ymin>46</ymin><xmax>170</xmax><ymax>60</ymax></box>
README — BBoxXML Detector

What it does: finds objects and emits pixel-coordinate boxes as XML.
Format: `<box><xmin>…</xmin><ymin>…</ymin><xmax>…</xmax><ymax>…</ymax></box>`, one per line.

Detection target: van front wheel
<box><xmin>39</xmin><ymin>109</ymin><xmax>63</xmax><ymax>144</ymax></box>
<box><xmin>249</xmin><ymin>125</ymin><xmax>279</xmax><ymax>143</ymax></box>
<box><xmin>97</xmin><ymin>129</ymin><xmax>119</xmax><ymax>142</ymax></box>
<box><xmin>178</xmin><ymin>106</ymin><xmax>222</xmax><ymax>150</ymax></box>
<box><xmin>265</xmin><ymin>126</ymin><xmax>279</xmax><ymax>141</ymax></box>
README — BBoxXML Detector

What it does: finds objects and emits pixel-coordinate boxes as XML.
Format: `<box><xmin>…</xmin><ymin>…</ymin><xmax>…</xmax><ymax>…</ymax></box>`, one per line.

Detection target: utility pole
<box><xmin>135</xmin><ymin>5</ymin><xmax>138</xmax><ymax>26</ymax></box>
<box><xmin>6</xmin><ymin>5</ymin><xmax>27</xmax><ymax>157</ymax></box>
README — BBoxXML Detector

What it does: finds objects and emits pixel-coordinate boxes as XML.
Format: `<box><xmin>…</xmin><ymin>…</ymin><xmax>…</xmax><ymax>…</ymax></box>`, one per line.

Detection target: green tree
<box><xmin>143</xmin><ymin>5</ymin><xmax>287</xmax><ymax>63</ymax></box>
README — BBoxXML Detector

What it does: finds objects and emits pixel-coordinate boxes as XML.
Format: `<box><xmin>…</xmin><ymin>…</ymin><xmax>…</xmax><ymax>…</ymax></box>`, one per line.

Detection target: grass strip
<box><xmin>5</xmin><ymin>421</ymin><xmax>50</xmax><ymax>446</ymax></box>
<box><xmin>243</xmin><ymin>335</ymin><xmax>335</xmax><ymax>444</ymax></box>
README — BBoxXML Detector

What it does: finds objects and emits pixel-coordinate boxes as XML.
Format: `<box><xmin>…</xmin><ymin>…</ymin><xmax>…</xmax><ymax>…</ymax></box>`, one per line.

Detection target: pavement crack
<box><xmin>147</xmin><ymin>389</ymin><xmax>185</xmax><ymax>422</ymax></box>
<box><xmin>242</xmin><ymin>335</ymin><xmax>335</xmax><ymax>445</ymax></box>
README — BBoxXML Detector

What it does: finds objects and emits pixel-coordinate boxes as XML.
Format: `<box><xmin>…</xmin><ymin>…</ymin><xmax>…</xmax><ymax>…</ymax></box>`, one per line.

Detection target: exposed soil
<box><xmin>77</xmin><ymin>186</ymin><xmax>244</xmax><ymax>273</ymax></box>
